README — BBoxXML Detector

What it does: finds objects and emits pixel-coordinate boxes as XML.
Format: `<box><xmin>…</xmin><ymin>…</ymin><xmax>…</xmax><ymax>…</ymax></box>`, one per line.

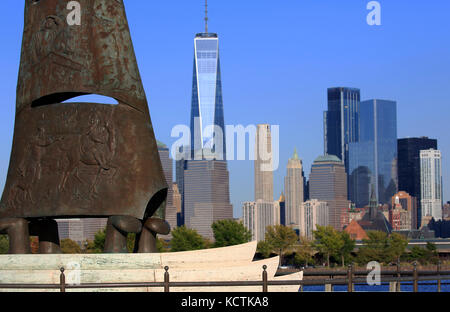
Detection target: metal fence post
<box><xmin>437</xmin><ymin>261</ymin><xmax>441</xmax><ymax>293</ymax></box>
<box><xmin>325</xmin><ymin>273</ymin><xmax>333</xmax><ymax>292</ymax></box>
<box><xmin>413</xmin><ymin>262</ymin><xmax>418</xmax><ymax>293</ymax></box>
<box><xmin>347</xmin><ymin>264</ymin><xmax>353</xmax><ymax>292</ymax></box>
<box><xmin>60</xmin><ymin>267</ymin><xmax>66</xmax><ymax>293</ymax></box>
<box><xmin>396</xmin><ymin>262</ymin><xmax>401</xmax><ymax>292</ymax></box>
<box><xmin>262</xmin><ymin>265</ymin><xmax>268</xmax><ymax>293</ymax></box>
<box><xmin>164</xmin><ymin>266</ymin><xmax>170</xmax><ymax>293</ymax></box>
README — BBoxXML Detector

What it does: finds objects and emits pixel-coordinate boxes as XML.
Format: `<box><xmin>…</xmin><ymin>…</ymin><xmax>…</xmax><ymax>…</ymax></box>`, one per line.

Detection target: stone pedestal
<box><xmin>0</xmin><ymin>241</ymin><xmax>302</xmax><ymax>292</ymax></box>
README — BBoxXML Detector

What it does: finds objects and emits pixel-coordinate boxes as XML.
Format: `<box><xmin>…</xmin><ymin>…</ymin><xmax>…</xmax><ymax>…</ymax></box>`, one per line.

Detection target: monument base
<box><xmin>0</xmin><ymin>241</ymin><xmax>302</xmax><ymax>292</ymax></box>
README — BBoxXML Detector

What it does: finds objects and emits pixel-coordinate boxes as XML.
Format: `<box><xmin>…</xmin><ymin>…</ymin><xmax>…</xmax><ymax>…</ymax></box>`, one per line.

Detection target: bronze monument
<box><xmin>0</xmin><ymin>0</ymin><xmax>169</xmax><ymax>254</ymax></box>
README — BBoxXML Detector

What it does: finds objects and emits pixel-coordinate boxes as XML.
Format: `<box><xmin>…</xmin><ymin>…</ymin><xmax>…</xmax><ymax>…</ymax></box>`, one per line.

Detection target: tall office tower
<box><xmin>391</xmin><ymin>191</ymin><xmax>418</xmax><ymax>230</ymax></box>
<box><xmin>260</xmin><ymin>200</ymin><xmax>280</xmax><ymax>241</ymax></box>
<box><xmin>324</xmin><ymin>87</ymin><xmax>360</xmax><ymax>173</ymax></box>
<box><xmin>309</xmin><ymin>155</ymin><xmax>349</xmax><ymax>230</ymax></box>
<box><xmin>158</xmin><ymin>141</ymin><xmax>180</xmax><ymax>239</ymax></box>
<box><xmin>278</xmin><ymin>192</ymin><xmax>286</xmax><ymax>226</ymax></box>
<box><xmin>255</xmin><ymin>124</ymin><xmax>274</xmax><ymax>202</ymax></box>
<box><xmin>301</xmin><ymin>200</ymin><xmax>329</xmax><ymax>239</ymax></box>
<box><xmin>242</xmin><ymin>202</ymin><xmax>257</xmax><ymax>241</ymax></box>
<box><xmin>242</xmin><ymin>200</ymin><xmax>280</xmax><ymax>242</ymax></box>
<box><xmin>190</xmin><ymin>12</ymin><xmax>226</xmax><ymax>160</ymax></box>
<box><xmin>56</xmin><ymin>219</ymin><xmax>84</xmax><ymax>244</ymax></box>
<box><xmin>398</xmin><ymin>137</ymin><xmax>438</xmax><ymax>228</ymax></box>
<box><xmin>158</xmin><ymin>141</ymin><xmax>173</xmax><ymax>206</ymax></box>
<box><xmin>175</xmin><ymin>146</ymin><xmax>191</xmax><ymax>226</ymax></box>
<box><xmin>57</xmin><ymin>219</ymin><xmax>107</xmax><ymax>244</ymax></box>
<box><xmin>349</xmin><ymin>99</ymin><xmax>398</xmax><ymax>207</ymax></box>
<box><xmin>82</xmin><ymin>218</ymin><xmax>108</xmax><ymax>242</ymax></box>
<box><xmin>420</xmin><ymin>149</ymin><xmax>443</xmax><ymax>221</ymax></box>
<box><xmin>284</xmin><ymin>149</ymin><xmax>304</xmax><ymax>227</ymax></box>
<box><xmin>181</xmin><ymin>4</ymin><xmax>232</xmax><ymax>238</ymax></box>
<box><xmin>184</xmin><ymin>160</ymin><xmax>233</xmax><ymax>240</ymax></box>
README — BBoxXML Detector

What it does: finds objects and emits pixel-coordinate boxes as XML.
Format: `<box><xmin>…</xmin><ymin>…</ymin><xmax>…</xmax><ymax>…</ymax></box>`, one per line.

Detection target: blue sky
<box><xmin>0</xmin><ymin>1</ymin><xmax>449</xmax><ymax>218</ymax></box>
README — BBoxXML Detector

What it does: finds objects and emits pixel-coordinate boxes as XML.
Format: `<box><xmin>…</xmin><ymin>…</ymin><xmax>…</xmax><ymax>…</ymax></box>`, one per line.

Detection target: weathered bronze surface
<box><xmin>0</xmin><ymin>0</ymin><xmax>169</xmax><ymax>253</ymax></box>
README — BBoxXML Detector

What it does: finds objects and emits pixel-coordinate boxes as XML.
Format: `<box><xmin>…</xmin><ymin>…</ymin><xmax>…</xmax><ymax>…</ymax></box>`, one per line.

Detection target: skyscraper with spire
<box><xmin>182</xmin><ymin>1</ymin><xmax>233</xmax><ymax>239</ymax></box>
<box><xmin>284</xmin><ymin>149</ymin><xmax>304</xmax><ymax>227</ymax></box>
<box><xmin>190</xmin><ymin>0</ymin><xmax>226</xmax><ymax>160</ymax></box>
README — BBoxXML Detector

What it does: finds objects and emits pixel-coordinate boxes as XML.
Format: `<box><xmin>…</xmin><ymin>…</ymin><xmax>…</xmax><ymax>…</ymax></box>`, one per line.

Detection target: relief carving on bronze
<box><xmin>0</xmin><ymin>0</ymin><xmax>170</xmax><ymax>254</ymax></box>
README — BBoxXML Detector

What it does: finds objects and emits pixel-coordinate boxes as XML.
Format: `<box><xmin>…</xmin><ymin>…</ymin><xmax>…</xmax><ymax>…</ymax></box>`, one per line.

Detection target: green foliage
<box><xmin>60</xmin><ymin>239</ymin><xmax>82</xmax><ymax>254</ymax></box>
<box><xmin>426</xmin><ymin>241</ymin><xmax>438</xmax><ymax>254</ymax></box>
<box><xmin>265</xmin><ymin>225</ymin><xmax>298</xmax><ymax>265</ymax></box>
<box><xmin>409</xmin><ymin>246</ymin><xmax>427</xmax><ymax>262</ymax></box>
<box><xmin>93</xmin><ymin>228</ymin><xmax>106</xmax><ymax>251</ymax></box>
<box><xmin>356</xmin><ymin>231</ymin><xmax>409</xmax><ymax>265</ymax></box>
<box><xmin>0</xmin><ymin>235</ymin><xmax>9</xmax><ymax>254</ymax></box>
<box><xmin>357</xmin><ymin>231</ymin><xmax>390</xmax><ymax>264</ymax></box>
<box><xmin>294</xmin><ymin>236</ymin><xmax>315</xmax><ymax>267</ymax></box>
<box><xmin>170</xmin><ymin>226</ymin><xmax>207</xmax><ymax>252</ymax></box>
<box><xmin>388</xmin><ymin>233</ymin><xmax>409</xmax><ymax>263</ymax></box>
<box><xmin>338</xmin><ymin>231</ymin><xmax>356</xmax><ymax>267</ymax></box>
<box><xmin>313</xmin><ymin>225</ymin><xmax>344</xmax><ymax>267</ymax></box>
<box><xmin>257</xmin><ymin>240</ymin><xmax>273</xmax><ymax>258</ymax></box>
<box><xmin>127</xmin><ymin>233</ymin><xmax>136</xmax><ymax>253</ymax></box>
<box><xmin>407</xmin><ymin>242</ymin><xmax>439</xmax><ymax>264</ymax></box>
<box><xmin>212</xmin><ymin>219</ymin><xmax>252</xmax><ymax>248</ymax></box>
<box><xmin>85</xmin><ymin>228</ymin><xmax>106</xmax><ymax>253</ymax></box>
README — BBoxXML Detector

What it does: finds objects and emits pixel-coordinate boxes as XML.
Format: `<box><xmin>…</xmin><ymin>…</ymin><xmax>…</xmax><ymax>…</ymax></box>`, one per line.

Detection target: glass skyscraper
<box><xmin>190</xmin><ymin>32</ymin><xmax>226</xmax><ymax>160</ymax></box>
<box><xmin>181</xmin><ymin>16</ymin><xmax>233</xmax><ymax>238</ymax></box>
<box><xmin>324</xmin><ymin>87</ymin><xmax>361</xmax><ymax>172</ymax></box>
<box><xmin>349</xmin><ymin>99</ymin><xmax>398</xmax><ymax>207</ymax></box>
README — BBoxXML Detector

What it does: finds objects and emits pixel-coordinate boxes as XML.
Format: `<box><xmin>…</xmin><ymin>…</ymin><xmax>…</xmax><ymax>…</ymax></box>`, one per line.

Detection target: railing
<box><xmin>0</xmin><ymin>262</ymin><xmax>449</xmax><ymax>292</ymax></box>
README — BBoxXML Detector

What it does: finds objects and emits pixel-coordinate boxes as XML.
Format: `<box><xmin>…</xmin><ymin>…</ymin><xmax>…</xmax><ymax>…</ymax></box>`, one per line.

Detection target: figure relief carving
<box><xmin>1</xmin><ymin>0</ymin><xmax>169</xmax><ymax>255</ymax></box>
<box><xmin>7</xmin><ymin>108</ymin><xmax>119</xmax><ymax>212</ymax></box>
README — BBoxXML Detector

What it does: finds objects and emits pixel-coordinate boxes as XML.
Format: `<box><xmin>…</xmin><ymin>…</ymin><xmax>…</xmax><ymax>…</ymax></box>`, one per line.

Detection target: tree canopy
<box><xmin>294</xmin><ymin>236</ymin><xmax>315</xmax><ymax>267</ymax></box>
<box><xmin>408</xmin><ymin>242</ymin><xmax>439</xmax><ymax>264</ymax></box>
<box><xmin>60</xmin><ymin>239</ymin><xmax>82</xmax><ymax>254</ymax></box>
<box><xmin>211</xmin><ymin>219</ymin><xmax>252</xmax><ymax>248</ymax></box>
<box><xmin>256</xmin><ymin>240</ymin><xmax>273</xmax><ymax>258</ymax></box>
<box><xmin>356</xmin><ymin>231</ymin><xmax>409</xmax><ymax>265</ymax></box>
<box><xmin>313</xmin><ymin>225</ymin><xmax>345</xmax><ymax>267</ymax></box>
<box><xmin>170</xmin><ymin>226</ymin><xmax>207</xmax><ymax>252</ymax></box>
<box><xmin>337</xmin><ymin>231</ymin><xmax>356</xmax><ymax>267</ymax></box>
<box><xmin>265</xmin><ymin>225</ymin><xmax>298</xmax><ymax>265</ymax></box>
<box><xmin>85</xmin><ymin>229</ymin><xmax>106</xmax><ymax>253</ymax></box>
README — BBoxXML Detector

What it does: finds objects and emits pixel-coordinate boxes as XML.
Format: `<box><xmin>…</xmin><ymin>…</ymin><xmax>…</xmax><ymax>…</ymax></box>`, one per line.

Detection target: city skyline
<box><xmin>0</xmin><ymin>1</ymin><xmax>449</xmax><ymax>219</ymax></box>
